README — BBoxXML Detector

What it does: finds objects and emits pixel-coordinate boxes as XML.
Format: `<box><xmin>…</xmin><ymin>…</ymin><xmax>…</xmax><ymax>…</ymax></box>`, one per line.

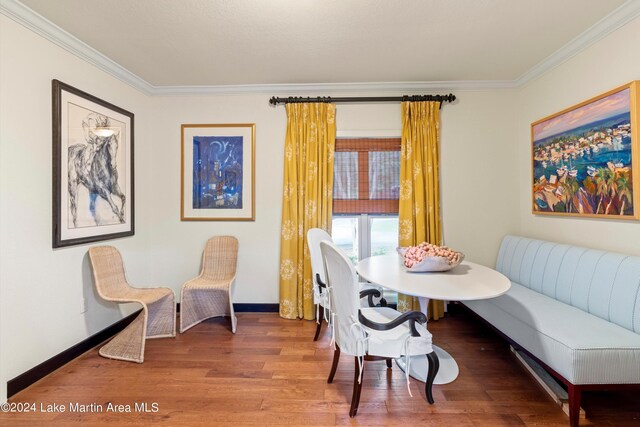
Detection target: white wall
<box><xmin>149</xmin><ymin>94</ymin><xmax>286</xmax><ymax>303</ymax></box>
<box><xmin>438</xmin><ymin>91</ymin><xmax>519</xmax><ymax>265</ymax></box>
<box><xmin>516</xmin><ymin>15</ymin><xmax>640</xmax><ymax>255</ymax></box>
<box><xmin>148</xmin><ymin>90</ymin><xmax>519</xmax><ymax>303</ymax></box>
<box><xmin>0</xmin><ymin>16</ymin><xmax>153</xmax><ymax>402</ymax></box>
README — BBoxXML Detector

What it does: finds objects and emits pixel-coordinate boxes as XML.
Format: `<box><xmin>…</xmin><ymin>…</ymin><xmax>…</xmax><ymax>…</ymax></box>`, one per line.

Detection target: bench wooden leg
<box><xmin>567</xmin><ymin>384</ymin><xmax>582</xmax><ymax>427</ymax></box>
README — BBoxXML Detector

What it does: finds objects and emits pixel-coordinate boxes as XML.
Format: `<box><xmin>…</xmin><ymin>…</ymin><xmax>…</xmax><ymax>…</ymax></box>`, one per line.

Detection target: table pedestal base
<box><xmin>395</xmin><ymin>345</ymin><xmax>459</xmax><ymax>385</ymax></box>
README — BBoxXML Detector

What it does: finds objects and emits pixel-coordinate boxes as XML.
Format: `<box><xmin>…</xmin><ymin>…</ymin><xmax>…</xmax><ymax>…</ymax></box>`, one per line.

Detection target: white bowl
<box><xmin>397</xmin><ymin>247</ymin><xmax>465</xmax><ymax>272</ymax></box>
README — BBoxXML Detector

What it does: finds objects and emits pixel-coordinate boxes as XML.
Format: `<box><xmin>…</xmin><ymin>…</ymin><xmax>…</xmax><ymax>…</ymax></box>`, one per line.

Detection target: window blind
<box><xmin>333</xmin><ymin>138</ymin><xmax>400</xmax><ymax>214</ymax></box>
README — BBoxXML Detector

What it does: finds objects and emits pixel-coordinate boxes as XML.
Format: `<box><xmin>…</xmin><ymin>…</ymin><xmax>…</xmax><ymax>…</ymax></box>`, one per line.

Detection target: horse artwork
<box><xmin>53</xmin><ymin>79</ymin><xmax>134</xmax><ymax>248</ymax></box>
<box><xmin>67</xmin><ymin>113</ymin><xmax>126</xmax><ymax>227</ymax></box>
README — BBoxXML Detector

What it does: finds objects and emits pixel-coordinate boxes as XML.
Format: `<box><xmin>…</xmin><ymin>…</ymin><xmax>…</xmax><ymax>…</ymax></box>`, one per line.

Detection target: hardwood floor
<box><xmin>2</xmin><ymin>308</ymin><xmax>639</xmax><ymax>426</ymax></box>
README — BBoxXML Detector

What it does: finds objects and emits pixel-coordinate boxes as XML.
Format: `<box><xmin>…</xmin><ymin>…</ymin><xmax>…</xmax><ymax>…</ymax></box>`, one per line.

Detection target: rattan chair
<box><xmin>180</xmin><ymin>236</ymin><xmax>238</xmax><ymax>333</ymax></box>
<box><xmin>88</xmin><ymin>246</ymin><xmax>176</xmax><ymax>363</ymax></box>
<box><xmin>320</xmin><ymin>240</ymin><xmax>439</xmax><ymax>417</ymax></box>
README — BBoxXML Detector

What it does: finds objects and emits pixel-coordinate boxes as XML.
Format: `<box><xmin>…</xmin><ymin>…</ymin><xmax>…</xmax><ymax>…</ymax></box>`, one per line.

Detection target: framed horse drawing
<box><xmin>52</xmin><ymin>80</ymin><xmax>134</xmax><ymax>248</ymax></box>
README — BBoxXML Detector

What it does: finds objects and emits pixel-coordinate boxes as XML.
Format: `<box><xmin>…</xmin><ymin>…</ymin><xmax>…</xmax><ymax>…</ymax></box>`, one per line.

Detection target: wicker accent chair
<box><xmin>320</xmin><ymin>240</ymin><xmax>439</xmax><ymax>417</ymax></box>
<box><xmin>180</xmin><ymin>236</ymin><xmax>239</xmax><ymax>333</ymax></box>
<box><xmin>88</xmin><ymin>246</ymin><xmax>176</xmax><ymax>363</ymax></box>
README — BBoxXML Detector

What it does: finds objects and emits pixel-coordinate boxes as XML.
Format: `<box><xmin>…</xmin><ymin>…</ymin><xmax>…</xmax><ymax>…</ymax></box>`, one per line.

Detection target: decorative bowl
<box><xmin>397</xmin><ymin>247</ymin><xmax>465</xmax><ymax>272</ymax></box>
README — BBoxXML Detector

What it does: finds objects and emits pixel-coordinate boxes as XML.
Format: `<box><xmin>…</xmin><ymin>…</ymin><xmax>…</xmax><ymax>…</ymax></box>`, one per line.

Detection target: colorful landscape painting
<box><xmin>532</xmin><ymin>83</ymin><xmax>638</xmax><ymax>218</ymax></box>
<box><xmin>192</xmin><ymin>136</ymin><xmax>244</xmax><ymax>209</ymax></box>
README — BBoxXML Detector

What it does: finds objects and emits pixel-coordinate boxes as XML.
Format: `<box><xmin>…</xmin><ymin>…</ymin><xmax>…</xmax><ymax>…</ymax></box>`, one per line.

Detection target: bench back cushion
<box><xmin>496</xmin><ymin>235</ymin><xmax>640</xmax><ymax>334</ymax></box>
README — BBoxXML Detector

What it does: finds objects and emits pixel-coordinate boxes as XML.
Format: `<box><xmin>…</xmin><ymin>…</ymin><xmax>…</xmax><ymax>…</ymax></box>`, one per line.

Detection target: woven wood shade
<box><xmin>333</xmin><ymin>138</ymin><xmax>400</xmax><ymax>214</ymax></box>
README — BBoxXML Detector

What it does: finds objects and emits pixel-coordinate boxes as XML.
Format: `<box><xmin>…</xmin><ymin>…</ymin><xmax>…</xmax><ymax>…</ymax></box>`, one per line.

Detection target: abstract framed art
<box><xmin>181</xmin><ymin>124</ymin><xmax>255</xmax><ymax>221</ymax></box>
<box><xmin>52</xmin><ymin>80</ymin><xmax>134</xmax><ymax>248</ymax></box>
<box><xmin>532</xmin><ymin>81</ymin><xmax>640</xmax><ymax>219</ymax></box>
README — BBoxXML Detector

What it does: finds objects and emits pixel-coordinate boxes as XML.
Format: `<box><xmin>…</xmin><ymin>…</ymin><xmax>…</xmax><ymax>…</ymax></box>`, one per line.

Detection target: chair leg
<box><xmin>379</xmin><ymin>297</ymin><xmax>388</xmax><ymax>307</ymax></box>
<box><xmin>386</xmin><ymin>359</ymin><xmax>392</xmax><ymax>369</ymax></box>
<box><xmin>228</xmin><ymin>297</ymin><xmax>237</xmax><ymax>334</ymax></box>
<box><xmin>425</xmin><ymin>351</ymin><xmax>440</xmax><ymax>404</ymax></box>
<box><xmin>99</xmin><ymin>309</ymin><xmax>146</xmax><ymax>363</ymax></box>
<box><xmin>568</xmin><ymin>384</ymin><xmax>582</xmax><ymax>427</ymax></box>
<box><xmin>146</xmin><ymin>292</ymin><xmax>176</xmax><ymax>338</ymax></box>
<box><xmin>313</xmin><ymin>305</ymin><xmax>324</xmax><ymax>341</ymax></box>
<box><xmin>349</xmin><ymin>357</ymin><xmax>364</xmax><ymax>417</ymax></box>
<box><xmin>327</xmin><ymin>346</ymin><xmax>341</xmax><ymax>383</ymax></box>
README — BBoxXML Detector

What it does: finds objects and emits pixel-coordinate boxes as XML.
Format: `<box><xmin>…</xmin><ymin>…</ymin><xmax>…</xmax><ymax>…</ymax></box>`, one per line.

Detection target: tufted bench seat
<box><xmin>461</xmin><ymin>235</ymin><xmax>640</xmax><ymax>427</ymax></box>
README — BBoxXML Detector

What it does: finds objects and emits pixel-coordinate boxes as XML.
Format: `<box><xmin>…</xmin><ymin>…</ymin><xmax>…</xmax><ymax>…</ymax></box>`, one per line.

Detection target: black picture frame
<box><xmin>52</xmin><ymin>80</ymin><xmax>134</xmax><ymax>248</ymax></box>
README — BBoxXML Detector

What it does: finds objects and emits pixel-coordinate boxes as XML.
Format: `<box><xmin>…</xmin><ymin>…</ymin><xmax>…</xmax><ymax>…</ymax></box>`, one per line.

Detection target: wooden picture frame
<box><xmin>531</xmin><ymin>81</ymin><xmax>640</xmax><ymax>219</ymax></box>
<box><xmin>52</xmin><ymin>80</ymin><xmax>134</xmax><ymax>248</ymax></box>
<box><xmin>181</xmin><ymin>124</ymin><xmax>255</xmax><ymax>221</ymax></box>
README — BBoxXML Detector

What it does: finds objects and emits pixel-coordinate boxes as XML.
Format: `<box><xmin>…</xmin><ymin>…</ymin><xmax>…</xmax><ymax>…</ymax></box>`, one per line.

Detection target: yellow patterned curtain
<box><xmin>279</xmin><ymin>103</ymin><xmax>336</xmax><ymax>320</ymax></box>
<box><xmin>397</xmin><ymin>101</ymin><xmax>444</xmax><ymax>320</ymax></box>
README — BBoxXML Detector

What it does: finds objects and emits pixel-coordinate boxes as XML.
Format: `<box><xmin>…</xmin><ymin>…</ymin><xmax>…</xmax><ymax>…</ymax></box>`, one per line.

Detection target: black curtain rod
<box><xmin>268</xmin><ymin>94</ymin><xmax>456</xmax><ymax>106</ymax></box>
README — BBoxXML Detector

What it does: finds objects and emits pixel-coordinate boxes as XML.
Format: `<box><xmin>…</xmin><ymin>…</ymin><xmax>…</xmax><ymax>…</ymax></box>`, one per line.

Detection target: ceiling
<box><xmin>16</xmin><ymin>0</ymin><xmax>629</xmax><ymax>87</ymax></box>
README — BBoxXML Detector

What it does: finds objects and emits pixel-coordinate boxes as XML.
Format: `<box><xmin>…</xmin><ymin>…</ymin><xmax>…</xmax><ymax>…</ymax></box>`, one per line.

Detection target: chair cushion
<box><xmin>463</xmin><ymin>283</ymin><xmax>640</xmax><ymax>384</ymax></box>
<box><xmin>360</xmin><ymin>307</ymin><xmax>433</xmax><ymax>358</ymax></box>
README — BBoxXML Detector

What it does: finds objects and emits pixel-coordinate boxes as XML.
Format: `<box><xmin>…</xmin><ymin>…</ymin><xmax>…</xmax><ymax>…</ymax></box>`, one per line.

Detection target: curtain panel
<box><xmin>396</xmin><ymin>101</ymin><xmax>445</xmax><ymax>320</ymax></box>
<box><xmin>279</xmin><ymin>103</ymin><xmax>336</xmax><ymax>320</ymax></box>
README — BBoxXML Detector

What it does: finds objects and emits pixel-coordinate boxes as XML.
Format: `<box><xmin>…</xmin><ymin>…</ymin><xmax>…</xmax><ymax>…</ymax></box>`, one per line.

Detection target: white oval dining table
<box><xmin>356</xmin><ymin>254</ymin><xmax>511</xmax><ymax>385</ymax></box>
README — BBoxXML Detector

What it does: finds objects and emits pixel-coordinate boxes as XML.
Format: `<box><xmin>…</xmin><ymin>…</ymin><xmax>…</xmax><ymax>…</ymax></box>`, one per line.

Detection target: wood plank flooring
<box><xmin>2</xmin><ymin>308</ymin><xmax>639</xmax><ymax>426</ymax></box>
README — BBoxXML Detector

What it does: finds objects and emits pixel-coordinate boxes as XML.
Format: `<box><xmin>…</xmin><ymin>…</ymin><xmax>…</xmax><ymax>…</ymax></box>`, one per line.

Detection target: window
<box><xmin>332</xmin><ymin>138</ymin><xmax>400</xmax><ymax>262</ymax></box>
<box><xmin>333</xmin><ymin>138</ymin><xmax>400</xmax><ymax>214</ymax></box>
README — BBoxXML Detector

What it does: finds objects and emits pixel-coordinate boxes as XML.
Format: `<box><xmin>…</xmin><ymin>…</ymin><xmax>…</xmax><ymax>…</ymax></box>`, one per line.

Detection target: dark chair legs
<box><xmin>425</xmin><ymin>351</ymin><xmax>440</xmax><ymax>404</ymax></box>
<box><xmin>327</xmin><ymin>346</ymin><xmax>341</xmax><ymax>383</ymax></box>
<box><xmin>313</xmin><ymin>305</ymin><xmax>324</xmax><ymax>341</ymax></box>
<box><xmin>379</xmin><ymin>297</ymin><xmax>388</xmax><ymax>307</ymax></box>
<box><xmin>386</xmin><ymin>359</ymin><xmax>392</xmax><ymax>368</ymax></box>
<box><xmin>349</xmin><ymin>357</ymin><xmax>364</xmax><ymax>417</ymax></box>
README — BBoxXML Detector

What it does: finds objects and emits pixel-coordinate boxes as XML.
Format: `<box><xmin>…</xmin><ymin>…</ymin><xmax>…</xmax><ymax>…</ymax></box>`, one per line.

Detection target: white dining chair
<box><xmin>306</xmin><ymin>228</ymin><xmax>386</xmax><ymax>341</ymax></box>
<box><xmin>320</xmin><ymin>240</ymin><xmax>439</xmax><ymax>417</ymax></box>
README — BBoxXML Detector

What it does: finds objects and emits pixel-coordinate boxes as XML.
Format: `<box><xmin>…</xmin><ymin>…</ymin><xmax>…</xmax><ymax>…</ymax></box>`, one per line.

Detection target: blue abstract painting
<box><xmin>192</xmin><ymin>136</ymin><xmax>243</xmax><ymax>209</ymax></box>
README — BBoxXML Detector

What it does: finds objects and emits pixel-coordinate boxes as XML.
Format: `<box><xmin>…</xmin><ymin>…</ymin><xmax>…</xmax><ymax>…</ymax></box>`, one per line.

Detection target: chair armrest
<box><xmin>359</xmin><ymin>288</ymin><xmax>382</xmax><ymax>307</ymax></box>
<box><xmin>316</xmin><ymin>273</ymin><xmax>327</xmax><ymax>291</ymax></box>
<box><xmin>358</xmin><ymin>309</ymin><xmax>426</xmax><ymax>337</ymax></box>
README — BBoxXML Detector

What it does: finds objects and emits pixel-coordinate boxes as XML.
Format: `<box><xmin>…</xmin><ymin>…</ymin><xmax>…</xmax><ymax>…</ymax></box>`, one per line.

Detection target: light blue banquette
<box><xmin>462</xmin><ymin>235</ymin><xmax>640</xmax><ymax>427</ymax></box>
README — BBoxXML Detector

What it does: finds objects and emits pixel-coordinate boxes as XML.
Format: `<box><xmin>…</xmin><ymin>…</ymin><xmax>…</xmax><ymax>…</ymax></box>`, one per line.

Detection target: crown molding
<box><xmin>515</xmin><ymin>0</ymin><xmax>640</xmax><ymax>86</ymax></box>
<box><xmin>151</xmin><ymin>80</ymin><xmax>516</xmax><ymax>96</ymax></box>
<box><xmin>2</xmin><ymin>0</ymin><xmax>639</xmax><ymax>96</ymax></box>
<box><xmin>0</xmin><ymin>0</ymin><xmax>154</xmax><ymax>95</ymax></box>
